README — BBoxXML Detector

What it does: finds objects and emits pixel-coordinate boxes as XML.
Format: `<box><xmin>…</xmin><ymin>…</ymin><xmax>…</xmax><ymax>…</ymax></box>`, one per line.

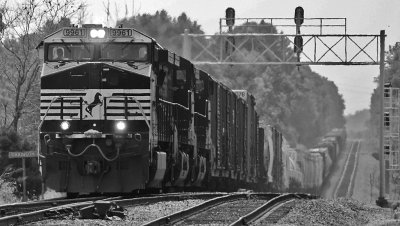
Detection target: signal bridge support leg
<box><xmin>377</xmin><ymin>30</ymin><xmax>388</xmax><ymax>207</ymax></box>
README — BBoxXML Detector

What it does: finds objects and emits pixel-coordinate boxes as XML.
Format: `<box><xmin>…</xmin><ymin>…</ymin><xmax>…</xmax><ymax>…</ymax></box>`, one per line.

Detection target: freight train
<box><xmin>295</xmin><ymin>128</ymin><xmax>347</xmax><ymax>193</ymax></box>
<box><xmin>37</xmin><ymin>24</ymin><xmax>345</xmax><ymax>196</ymax></box>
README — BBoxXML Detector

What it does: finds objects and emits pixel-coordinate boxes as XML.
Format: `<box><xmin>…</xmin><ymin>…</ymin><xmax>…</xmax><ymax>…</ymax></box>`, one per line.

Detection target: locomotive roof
<box><xmin>40</xmin><ymin>24</ymin><xmax>155</xmax><ymax>45</ymax></box>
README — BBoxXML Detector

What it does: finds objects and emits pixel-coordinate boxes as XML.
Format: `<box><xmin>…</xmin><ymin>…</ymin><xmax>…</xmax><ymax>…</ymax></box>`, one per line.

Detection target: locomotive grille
<box><xmin>40</xmin><ymin>91</ymin><xmax>85</xmax><ymax>120</ymax></box>
<box><xmin>40</xmin><ymin>89</ymin><xmax>151</xmax><ymax>121</ymax></box>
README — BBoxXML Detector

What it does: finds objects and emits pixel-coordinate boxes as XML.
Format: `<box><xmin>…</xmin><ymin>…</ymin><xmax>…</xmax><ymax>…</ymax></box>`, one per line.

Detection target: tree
<box><xmin>118</xmin><ymin>10</ymin><xmax>203</xmax><ymax>54</ymax></box>
<box><xmin>0</xmin><ymin>0</ymin><xmax>85</xmax><ymax>133</ymax></box>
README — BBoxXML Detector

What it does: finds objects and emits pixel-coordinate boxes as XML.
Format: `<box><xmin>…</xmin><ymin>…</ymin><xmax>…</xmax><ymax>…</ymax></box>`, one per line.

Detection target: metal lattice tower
<box><xmin>384</xmin><ymin>86</ymin><xmax>400</xmax><ymax>170</ymax></box>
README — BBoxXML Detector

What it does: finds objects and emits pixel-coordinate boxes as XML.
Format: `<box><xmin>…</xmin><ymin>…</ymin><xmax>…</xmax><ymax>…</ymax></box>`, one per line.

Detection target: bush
<box><xmin>0</xmin><ymin>129</ymin><xmax>42</xmax><ymax>201</ymax></box>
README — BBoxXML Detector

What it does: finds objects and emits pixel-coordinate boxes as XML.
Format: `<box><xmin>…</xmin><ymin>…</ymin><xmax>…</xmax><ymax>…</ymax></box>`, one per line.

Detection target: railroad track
<box><xmin>0</xmin><ymin>196</ymin><xmax>110</xmax><ymax>216</ymax></box>
<box><xmin>0</xmin><ymin>192</ymin><xmax>223</xmax><ymax>225</ymax></box>
<box><xmin>144</xmin><ymin>193</ymin><xmax>316</xmax><ymax>226</ymax></box>
<box><xmin>334</xmin><ymin>140</ymin><xmax>361</xmax><ymax>198</ymax></box>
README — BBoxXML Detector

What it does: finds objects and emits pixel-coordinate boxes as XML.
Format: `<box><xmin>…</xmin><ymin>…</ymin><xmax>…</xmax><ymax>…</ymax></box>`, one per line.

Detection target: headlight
<box><xmin>90</xmin><ymin>29</ymin><xmax>105</xmax><ymax>38</ymax></box>
<box><xmin>60</xmin><ymin>121</ymin><xmax>70</xmax><ymax>130</ymax></box>
<box><xmin>116</xmin><ymin>121</ymin><xmax>126</xmax><ymax>131</ymax></box>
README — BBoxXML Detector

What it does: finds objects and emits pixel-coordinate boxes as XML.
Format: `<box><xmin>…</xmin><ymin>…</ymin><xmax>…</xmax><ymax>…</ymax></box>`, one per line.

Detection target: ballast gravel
<box><xmin>29</xmin><ymin>199</ymin><xmax>205</xmax><ymax>225</ymax></box>
<box><xmin>26</xmin><ymin>197</ymin><xmax>398</xmax><ymax>225</ymax></box>
<box><xmin>276</xmin><ymin>198</ymin><xmax>393</xmax><ymax>226</ymax></box>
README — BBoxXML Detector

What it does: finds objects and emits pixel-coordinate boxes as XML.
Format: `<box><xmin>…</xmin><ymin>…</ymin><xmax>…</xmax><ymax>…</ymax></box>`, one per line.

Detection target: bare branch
<box><xmin>0</xmin><ymin>0</ymin><xmax>86</xmax><ymax>132</ymax></box>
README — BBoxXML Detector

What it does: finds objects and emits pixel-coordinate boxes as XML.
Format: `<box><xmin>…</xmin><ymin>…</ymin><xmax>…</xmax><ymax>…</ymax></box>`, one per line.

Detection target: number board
<box><xmin>63</xmin><ymin>28</ymin><xmax>87</xmax><ymax>37</ymax></box>
<box><xmin>109</xmin><ymin>29</ymin><xmax>133</xmax><ymax>37</ymax></box>
<box><xmin>235</xmin><ymin>91</ymin><xmax>248</xmax><ymax>100</ymax></box>
<box><xmin>9</xmin><ymin>151</ymin><xmax>38</xmax><ymax>158</ymax></box>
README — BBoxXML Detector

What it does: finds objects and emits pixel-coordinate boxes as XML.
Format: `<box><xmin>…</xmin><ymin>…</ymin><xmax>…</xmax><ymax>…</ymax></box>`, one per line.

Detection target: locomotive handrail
<box><xmin>38</xmin><ymin>96</ymin><xmax>84</xmax><ymax>158</ymax></box>
<box><xmin>38</xmin><ymin>96</ymin><xmax>61</xmax><ymax>131</ymax></box>
<box><xmin>158</xmin><ymin>98</ymin><xmax>189</xmax><ymax>111</ymax></box>
<box><xmin>39</xmin><ymin>96</ymin><xmax>84</xmax><ymax>125</ymax></box>
<box><xmin>37</xmin><ymin>96</ymin><xmax>61</xmax><ymax>161</ymax></box>
<box><xmin>106</xmin><ymin>95</ymin><xmax>150</xmax><ymax>129</ymax></box>
<box><xmin>194</xmin><ymin>111</ymin><xmax>207</xmax><ymax>119</ymax></box>
<box><xmin>158</xmin><ymin>99</ymin><xmax>191</xmax><ymax>144</ymax></box>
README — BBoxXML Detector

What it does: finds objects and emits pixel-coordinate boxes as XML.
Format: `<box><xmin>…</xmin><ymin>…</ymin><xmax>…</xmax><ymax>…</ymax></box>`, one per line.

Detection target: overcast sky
<box><xmin>85</xmin><ymin>0</ymin><xmax>400</xmax><ymax>115</ymax></box>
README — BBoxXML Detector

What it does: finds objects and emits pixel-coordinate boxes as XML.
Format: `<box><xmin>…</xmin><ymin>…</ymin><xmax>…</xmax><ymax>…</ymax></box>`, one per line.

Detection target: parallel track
<box><xmin>334</xmin><ymin>140</ymin><xmax>361</xmax><ymax>198</ymax></box>
<box><xmin>144</xmin><ymin>193</ymin><xmax>316</xmax><ymax>226</ymax></box>
<box><xmin>247</xmin><ymin>194</ymin><xmax>315</xmax><ymax>225</ymax></box>
<box><xmin>0</xmin><ymin>193</ymin><xmax>223</xmax><ymax>225</ymax></box>
<box><xmin>0</xmin><ymin>196</ymin><xmax>109</xmax><ymax>216</ymax></box>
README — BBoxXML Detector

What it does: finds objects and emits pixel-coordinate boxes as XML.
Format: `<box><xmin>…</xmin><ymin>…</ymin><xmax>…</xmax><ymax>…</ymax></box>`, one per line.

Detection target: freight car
<box><xmin>300</xmin><ymin>128</ymin><xmax>347</xmax><ymax>193</ymax></box>
<box><xmin>37</xmin><ymin>24</ymin><xmax>264</xmax><ymax>195</ymax></box>
<box><xmin>257</xmin><ymin>123</ymin><xmax>304</xmax><ymax>192</ymax></box>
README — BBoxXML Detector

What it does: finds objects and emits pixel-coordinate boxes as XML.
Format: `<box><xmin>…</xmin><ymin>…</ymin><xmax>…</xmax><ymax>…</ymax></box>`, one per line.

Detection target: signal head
<box><xmin>294</xmin><ymin>6</ymin><xmax>304</xmax><ymax>26</ymax></box>
<box><xmin>225</xmin><ymin>7</ymin><xmax>235</xmax><ymax>26</ymax></box>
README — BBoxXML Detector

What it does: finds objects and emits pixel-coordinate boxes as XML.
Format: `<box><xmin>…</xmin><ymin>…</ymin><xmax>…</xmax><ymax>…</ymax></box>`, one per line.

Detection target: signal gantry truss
<box><xmin>183</xmin><ymin>33</ymin><xmax>382</xmax><ymax>66</ymax></box>
<box><xmin>182</xmin><ymin>17</ymin><xmax>383</xmax><ymax>66</ymax></box>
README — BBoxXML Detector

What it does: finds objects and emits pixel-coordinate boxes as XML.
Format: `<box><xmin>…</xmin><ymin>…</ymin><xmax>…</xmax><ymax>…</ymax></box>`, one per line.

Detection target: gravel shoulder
<box><xmin>29</xmin><ymin>199</ymin><xmax>205</xmax><ymax>225</ymax></box>
<box><xmin>275</xmin><ymin>139</ymin><xmax>395</xmax><ymax>226</ymax></box>
<box><xmin>276</xmin><ymin>198</ymin><xmax>393</xmax><ymax>226</ymax></box>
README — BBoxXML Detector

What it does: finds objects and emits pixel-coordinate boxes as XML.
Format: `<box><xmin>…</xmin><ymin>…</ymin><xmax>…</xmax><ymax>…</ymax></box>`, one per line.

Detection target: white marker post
<box><xmin>8</xmin><ymin>151</ymin><xmax>38</xmax><ymax>202</ymax></box>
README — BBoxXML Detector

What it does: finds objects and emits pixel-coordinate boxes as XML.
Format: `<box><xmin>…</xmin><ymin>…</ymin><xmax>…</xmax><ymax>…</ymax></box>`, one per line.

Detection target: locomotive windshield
<box><xmin>100</xmin><ymin>43</ymin><xmax>148</xmax><ymax>61</ymax></box>
<box><xmin>46</xmin><ymin>43</ymin><xmax>149</xmax><ymax>62</ymax></box>
<box><xmin>47</xmin><ymin>43</ymin><xmax>94</xmax><ymax>61</ymax></box>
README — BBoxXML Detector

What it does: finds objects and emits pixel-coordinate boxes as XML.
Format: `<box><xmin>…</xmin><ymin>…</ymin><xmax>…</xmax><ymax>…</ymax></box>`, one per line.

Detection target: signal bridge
<box><xmin>182</xmin><ymin>7</ymin><xmax>382</xmax><ymax>66</ymax></box>
<box><xmin>181</xmin><ymin>7</ymin><xmax>387</xmax><ymax>206</ymax></box>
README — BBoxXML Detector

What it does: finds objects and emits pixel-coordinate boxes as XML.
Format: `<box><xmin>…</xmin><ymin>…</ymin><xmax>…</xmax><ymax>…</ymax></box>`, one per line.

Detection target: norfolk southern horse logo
<box><xmin>84</xmin><ymin>92</ymin><xmax>103</xmax><ymax>116</ymax></box>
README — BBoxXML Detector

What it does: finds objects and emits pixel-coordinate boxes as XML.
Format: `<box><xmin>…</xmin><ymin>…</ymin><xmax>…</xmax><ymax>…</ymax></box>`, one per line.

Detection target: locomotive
<box><xmin>37</xmin><ymin>24</ymin><xmax>266</xmax><ymax>195</ymax></box>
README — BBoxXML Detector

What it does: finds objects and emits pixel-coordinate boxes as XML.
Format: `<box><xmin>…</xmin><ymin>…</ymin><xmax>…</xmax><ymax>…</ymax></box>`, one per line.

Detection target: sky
<box><xmin>85</xmin><ymin>0</ymin><xmax>400</xmax><ymax>115</ymax></box>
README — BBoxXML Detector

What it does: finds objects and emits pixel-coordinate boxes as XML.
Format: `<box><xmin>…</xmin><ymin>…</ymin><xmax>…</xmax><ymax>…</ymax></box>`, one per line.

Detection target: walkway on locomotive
<box><xmin>39</xmin><ymin>27</ymin><xmax>156</xmax><ymax>135</ymax></box>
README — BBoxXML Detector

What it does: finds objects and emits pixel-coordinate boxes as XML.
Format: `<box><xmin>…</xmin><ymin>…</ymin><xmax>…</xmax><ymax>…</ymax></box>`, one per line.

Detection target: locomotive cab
<box><xmin>39</xmin><ymin>25</ymin><xmax>156</xmax><ymax>194</ymax></box>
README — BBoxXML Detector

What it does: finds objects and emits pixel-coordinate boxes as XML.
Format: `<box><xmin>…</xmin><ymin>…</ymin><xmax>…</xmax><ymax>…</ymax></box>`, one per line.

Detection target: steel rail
<box><xmin>0</xmin><ymin>200</ymin><xmax>95</xmax><ymax>225</ymax></box>
<box><xmin>0</xmin><ymin>196</ymin><xmax>107</xmax><ymax>217</ymax></box>
<box><xmin>143</xmin><ymin>193</ymin><xmax>280</xmax><ymax>226</ymax></box>
<box><xmin>0</xmin><ymin>193</ymin><xmax>223</xmax><ymax>225</ymax></box>
<box><xmin>114</xmin><ymin>193</ymin><xmax>223</xmax><ymax>207</ymax></box>
<box><xmin>230</xmin><ymin>193</ymin><xmax>317</xmax><ymax>226</ymax></box>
